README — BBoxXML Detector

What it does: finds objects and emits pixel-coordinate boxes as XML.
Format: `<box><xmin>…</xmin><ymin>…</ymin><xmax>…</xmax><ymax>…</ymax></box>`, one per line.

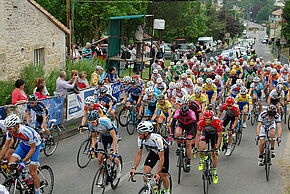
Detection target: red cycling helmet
<box><xmin>203</xmin><ymin>110</ymin><xmax>214</xmax><ymax>119</ymax></box>
<box><xmin>225</xmin><ymin>97</ymin><xmax>235</xmax><ymax>105</ymax></box>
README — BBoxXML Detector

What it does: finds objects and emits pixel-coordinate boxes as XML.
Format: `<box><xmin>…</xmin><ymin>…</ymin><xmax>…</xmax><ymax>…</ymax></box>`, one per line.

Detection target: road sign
<box><xmin>153</xmin><ymin>19</ymin><xmax>165</xmax><ymax>30</ymax></box>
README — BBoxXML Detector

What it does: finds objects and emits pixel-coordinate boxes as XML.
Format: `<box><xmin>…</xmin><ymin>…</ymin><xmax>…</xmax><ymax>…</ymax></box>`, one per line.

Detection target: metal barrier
<box><xmin>272</xmin><ymin>46</ymin><xmax>289</xmax><ymax>64</ymax></box>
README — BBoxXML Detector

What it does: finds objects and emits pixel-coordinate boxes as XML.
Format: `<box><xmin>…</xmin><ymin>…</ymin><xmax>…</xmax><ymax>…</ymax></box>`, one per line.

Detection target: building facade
<box><xmin>0</xmin><ymin>0</ymin><xmax>70</xmax><ymax>81</ymax></box>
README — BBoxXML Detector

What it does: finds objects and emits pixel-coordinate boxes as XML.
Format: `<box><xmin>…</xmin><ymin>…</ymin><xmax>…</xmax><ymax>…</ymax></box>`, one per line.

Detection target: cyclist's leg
<box><xmin>160</xmin><ymin>149</ymin><xmax>170</xmax><ymax>191</ymax></box>
<box><xmin>29</xmin><ymin>145</ymin><xmax>41</xmax><ymax>191</ymax></box>
<box><xmin>258</xmin><ymin>126</ymin><xmax>266</xmax><ymax>156</ymax></box>
<box><xmin>108</xmin><ymin>107</ymin><xmax>116</xmax><ymax>121</ymax></box>
<box><xmin>198</xmin><ymin>131</ymin><xmax>208</xmax><ymax>171</ymax></box>
<box><xmin>269</xmin><ymin>124</ymin><xmax>276</xmax><ymax>150</ymax></box>
<box><xmin>210</xmin><ymin>134</ymin><xmax>218</xmax><ymax>168</ymax></box>
<box><xmin>175</xmin><ymin>125</ymin><xmax>183</xmax><ymax>145</ymax></box>
<box><xmin>242</xmin><ymin>105</ymin><xmax>248</xmax><ymax>121</ymax></box>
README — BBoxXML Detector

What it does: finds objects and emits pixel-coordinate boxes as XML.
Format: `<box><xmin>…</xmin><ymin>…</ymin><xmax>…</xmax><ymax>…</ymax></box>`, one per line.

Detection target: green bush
<box><xmin>0</xmin><ymin>80</ymin><xmax>15</xmax><ymax>106</ymax></box>
<box><xmin>45</xmin><ymin>69</ymin><xmax>60</xmax><ymax>96</ymax></box>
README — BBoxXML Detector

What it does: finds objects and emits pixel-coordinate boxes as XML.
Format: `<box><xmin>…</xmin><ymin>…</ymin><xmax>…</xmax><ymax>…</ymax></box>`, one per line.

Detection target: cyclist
<box><xmin>249</xmin><ymin>77</ymin><xmax>264</xmax><ymax>112</ymax></box>
<box><xmin>130</xmin><ymin>121</ymin><xmax>170</xmax><ymax>194</ymax></box>
<box><xmin>190</xmin><ymin>87</ymin><xmax>207</xmax><ymax>111</ymax></box>
<box><xmin>183</xmin><ymin>95</ymin><xmax>203</xmax><ymax>121</ymax></box>
<box><xmin>139</xmin><ymin>88</ymin><xmax>158</xmax><ymax>121</ymax></box>
<box><xmin>202</xmin><ymin>78</ymin><xmax>217</xmax><ymax>105</ymax></box>
<box><xmin>96</xmin><ymin>87</ymin><xmax>117</xmax><ymax>121</ymax></box>
<box><xmin>244</xmin><ymin>67</ymin><xmax>256</xmax><ymax>89</ymax></box>
<box><xmin>122</xmin><ymin>80</ymin><xmax>143</xmax><ymax>106</ymax></box>
<box><xmin>151</xmin><ymin>69</ymin><xmax>162</xmax><ymax>83</ymax></box>
<box><xmin>195</xmin><ymin>77</ymin><xmax>204</xmax><ymax>88</ymax></box>
<box><xmin>0</xmin><ymin>114</ymin><xmax>42</xmax><ymax>194</ymax></box>
<box><xmin>229</xmin><ymin>79</ymin><xmax>244</xmax><ymax>98</ymax></box>
<box><xmin>181</xmin><ymin>73</ymin><xmax>194</xmax><ymax>95</ymax></box>
<box><xmin>197</xmin><ymin>110</ymin><xmax>223</xmax><ymax>184</ymax></box>
<box><xmin>217</xmin><ymin>97</ymin><xmax>240</xmax><ymax>156</ymax></box>
<box><xmin>121</xmin><ymin>76</ymin><xmax>132</xmax><ymax>99</ymax></box>
<box><xmin>269</xmin><ymin>69</ymin><xmax>280</xmax><ymax>90</ymax></box>
<box><xmin>268</xmin><ymin>84</ymin><xmax>285</xmax><ymax>113</ymax></box>
<box><xmin>172</xmin><ymin>105</ymin><xmax>197</xmax><ymax>172</ymax></box>
<box><xmin>155</xmin><ymin>78</ymin><xmax>167</xmax><ymax>94</ymax></box>
<box><xmin>94</xmin><ymin>80</ymin><xmax>111</xmax><ymax>99</ymax></box>
<box><xmin>235</xmin><ymin>87</ymin><xmax>252</xmax><ymax>128</ymax></box>
<box><xmin>256</xmin><ymin>105</ymin><xmax>282</xmax><ymax>166</ymax></box>
<box><xmin>87</xmin><ymin>110</ymin><xmax>122</xmax><ymax>181</ymax></box>
<box><xmin>166</xmin><ymin>82</ymin><xmax>175</xmax><ymax>100</ymax></box>
<box><xmin>25</xmin><ymin>94</ymin><xmax>51</xmax><ymax>137</ymax></box>
<box><xmin>226</xmin><ymin>69</ymin><xmax>239</xmax><ymax>87</ymax></box>
<box><xmin>171</xmin><ymin>83</ymin><xmax>188</xmax><ymax>109</ymax></box>
<box><xmin>213</xmin><ymin>75</ymin><xmax>224</xmax><ymax>106</ymax></box>
<box><xmin>147</xmin><ymin>81</ymin><xmax>162</xmax><ymax>95</ymax></box>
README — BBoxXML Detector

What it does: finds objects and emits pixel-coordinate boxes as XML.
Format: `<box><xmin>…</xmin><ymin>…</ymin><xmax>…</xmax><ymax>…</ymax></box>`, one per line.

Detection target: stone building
<box><xmin>0</xmin><ymin>0</ymin><xmax>70</xmax><ymax>81</ymax></box>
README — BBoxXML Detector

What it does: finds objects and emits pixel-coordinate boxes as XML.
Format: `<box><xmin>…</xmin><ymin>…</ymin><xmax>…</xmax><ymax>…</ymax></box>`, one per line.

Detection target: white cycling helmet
<box><xmin>182</xmin><ymin>94</ymin><xmax>191</xmax><ymax>104</ymax></box>
<box><xmin>196</xmin><ymin>61</ymin><xmax>201</xmax><ymax>65</ymax></box>
<box><xmin>147</xmin><ymin>81</ymin><xmax>155</xmax><ymax>88</ymax></box>
<box><xmin>266</xmin><ymin>66</ymin><xmax>272</xmax><ymax>72</ymax></box>
<box><xmin>194</xmin><ymin>87</ymin><xmax>202</xmax><ymax>94</ymax></box>
<box><xmin>222</xmin><ymin>61</ymin><xmax>226</xmax><ymax>65</ymax></box>
<box><xmin>277</xmin><ymin>84</ymin><xmax>284</xmax><ymax>91</ymax></box>
<box><xmin>170</xmin><ymin>62</ymin><xmax>175</xmax><ymax>66</ymax></box>
<box><xmin>176</xmin><ymin>61</ymin><xmax>181</xmax><ymax>66</ymax></box>
<box><xmin>253</xmin><ymin>77</ymin><xmax>261</xmax><ymax>82</ymax></box>
<box><xmin>137</xmin><ymin>121</ymin><xmax>154</xmax><ymax>133</ymax></box>
<box><xmin>215</xmin><ymin>75</ymin><xmax>222</xmax><ymax>80</ymax></box>
<box><xmin>277</xmin><ymin>61</ymin><xmax>281</xmax><ymax>66</ymax></box>
<box><xmin>183</xmin><ymin>60</ymin><xmax>188</xmax><ymax>64</ymax></box>
<box><xmin>186</xmin><ymin>69</ymin><xmax>192</xmax><ymax>75</ymax></box>
<box><xmin>206</xmin><ymin>78</ymin><xmax>213</xmax><ymax>85</ymax></box>
<box><xmin>277</xmin><ymin>77</ymin><xmax>284</xmax><ymax>84</ymax></box>
<box><xmin>256</xmin><ymin>58</ymin><xmax>260</xmax><ymax>62</ymax></box>
<box><xmin>123</xmin><ymin>76</ymin><xmax>131</xmax><ymax>82</ymax></box>
<box><xmin>236</xmin><ymin>79</ymin><xmax>243</xmax><ymax>86</ymax></box>
<box><xmin>145</xmin><ymin>87</ymin><xmax>154</xmax><ymax>95</ymax></box>
<box><xmin>169</xmin><ymin>82</ymin><xmax>176</xmax><ymax>89</ymax></box>
<box><xmin>271</xmin><ymin>69</ymin><xmax>278</xmax><ymax>75</ymax></box>
<box><xmin>85</xmin><ymin>96</ymin><xmax>95</xmax><ymax>104</ymax></box>
<box><xmin>225</xmin><ymin>67</ymin><xmax>230</xmax><ymax>73</ymax></box>
<box><xmin>197</xmin><ymin>77</ymin><xmax>204</xmax><ymax>84</ymax></box>
<box><xmin>181</xmin><ymin>73</ymin><xmax>187</xmax><ymax>79</ymax></box>
<box><xmin>240</xmin><ymin>87</ymin><xmax>248</xmax><ymax>95</ymax></box>
<box><xmin>175</xmin><ymin>82</ymin><xmax>182</xmax><ymax>88</ymax></box>
<box><xmin>156</xmin><ymin>77</ymin><xmax>163</xmax><ymax>84</ymax></box>
<box><xmin>4</xmin><ymin>114</ymin><xmax>20</xmax><ymax>128</ymax></box>
<box><xmin>153</xmin><ymin>69</ymin><xmax>158</xmax><ymax>74</ymax></box>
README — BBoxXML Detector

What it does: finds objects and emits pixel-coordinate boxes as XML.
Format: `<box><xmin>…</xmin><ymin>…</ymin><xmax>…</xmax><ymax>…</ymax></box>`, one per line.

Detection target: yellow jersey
<box><xmin>235</xmin><ymin>94</ymin><xmax>252</xmax><ymax>105</ymax></box>
<box><xmin>202</xmin><ymin>84</ymin><xmax>217</xmax><ymax>93</ymax></box>
<box><xmin>156</xmin><ymin>100</ymin><xmax>172</xmax><ymax>114</ymax></box>
<box><xmin>190</xmin><ymin>94</ymin><xmax>208</xmax><ymax>105</ymax></box>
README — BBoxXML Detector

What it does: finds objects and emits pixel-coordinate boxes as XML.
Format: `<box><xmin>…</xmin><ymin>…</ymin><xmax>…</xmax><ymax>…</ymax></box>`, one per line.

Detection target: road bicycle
<box><xmin>91</xmin><ymin>150</ymin><xmax>123</xmax><ymax>194</ymax></box>
<box><xmin>125</xmin><ymin>105</ymin><xmax>142</xmax><ymax>135</ymax></box>
<box><xmin>256</xmin><ymin>125</ymin><xmax>280</xmax><ymax>181</ymax></box>
<box><xmin>236</xmin><ymin>113</ymin><xmax>248</xmax><ymax>145</ymax></box>
<box><xmin>250</xmin><ymin>99</ymin><xmax>260</xmax><ymax>126</ymax></box>
<box><xmin>0</xmin><ymin>162</ymin><xmax>54</xmax><ymax>194</ymax></box>
<box><xmin>220</xmin><ymin>127</ymin><xmax>237</xmax><ymax>156</ymax></box>
<box><xmin>152</xmin><ymin>122</ymin><xmax>172</xmax><ymax>145</ymax></box>
<box><xmin>129</xmin><ymin>172</ymin><xmax>172</xmax><ymax>194</ymax></box>
<box><xmin>174</xmin><ymin>134</ymin><xmax>194</xmax><ymax>184</ymax></box>
<box><xmin>197</xmin><ymin>147</ymin><xmax>218</xmax><ymax>194</ymax></box>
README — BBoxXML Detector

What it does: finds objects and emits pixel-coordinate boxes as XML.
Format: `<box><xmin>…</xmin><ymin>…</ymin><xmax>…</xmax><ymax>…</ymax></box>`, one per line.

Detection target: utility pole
<box><xmin>66</xmin><ymin>0</ymin><xmax>71</xmax><ymax>60</ymax></box>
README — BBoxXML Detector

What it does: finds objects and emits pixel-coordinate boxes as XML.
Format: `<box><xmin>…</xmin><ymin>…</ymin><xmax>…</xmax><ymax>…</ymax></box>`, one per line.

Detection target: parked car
<box><xmin>178</xmin><ymin>44</ymin><xmax>192</xmax><ymax>58</ymax></box>
<box><xmin>164</xmin><ymin>43</ymin><xmax>172</xmax><ymax>60</ymax></box>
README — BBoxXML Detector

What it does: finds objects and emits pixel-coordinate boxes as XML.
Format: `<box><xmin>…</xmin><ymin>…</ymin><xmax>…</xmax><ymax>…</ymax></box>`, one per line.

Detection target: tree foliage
<box><xmin>282</xmin><ymin>0</ymin><xmax>290</xmax><ymax>44</ymax></box>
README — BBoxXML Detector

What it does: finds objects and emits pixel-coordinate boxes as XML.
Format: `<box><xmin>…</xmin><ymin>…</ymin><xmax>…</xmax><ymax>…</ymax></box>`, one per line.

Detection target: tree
<box><xmin>256</xmin><ymin>6</ymin><xmax>273</xmax><ymax>23</ymax></box>
<box><xmin>282</xmin><ymin>0</ymin><xmax>290</xmax><ymax>44</ymax></box>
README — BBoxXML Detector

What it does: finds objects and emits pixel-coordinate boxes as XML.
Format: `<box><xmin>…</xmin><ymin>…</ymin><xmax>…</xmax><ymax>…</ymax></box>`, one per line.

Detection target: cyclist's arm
<box><xmin>137</xmin><ymin>94</ymin><xmax>143</xmax><ymax>105</ymax></box>
<box><xmin>132</xmin><ymin>148</ymin><xmax>142</xmax><ymax>169</ymax></box>
<box><xmin>267</xmin><ymin>96</ymin><xmax>271</xmax><ymax>104</ymax></box>
<box><xmin>0</xmin><ymin>139</ymin><xmax>12</xmax><ymax>160</ymax></box>
<box><xmin>81</xmin><ymin>111</ymin><xmax>87</xmax><ymax>126</ymax></box>
<box><xmin>156</xmin><ymin>151</ymin><xmax>165</xmax><ymax>174</ymax></box>
<box><xmin>217</xmin><ymin>111</ymin><xmax>222</xmax><ymax>118</ymax></box>
<box><xmin>139</xmin><ymin>101</ymin><xmax>145</xmax><ymax>116</ymax></box>
<box><xmin>167</xmin><ymin>107</ymin><xmax>173</xmax><ymax>124</ymax></box>
<box><xmin>277</xmin><ymin>122</ymin><xmax>282</xmax><ymax>138</ymax></box>
<box><xmin>23</xmin><ymin>143</ymin><xmax>36</xmax><ymax>163</ymax></box>
<box><xmin>151</xmin><ymin>108</ymin><xmax>159</xmax><ymax>121</ymax></box>
<box><xmin>107</xmin><ymin>102</ymin><xmax>113</xmax><ymax>113</ymax></box>
<box><xmin>109</xmin><ymin>129</ymin><xmax>118</xmax><ymax>154</ymax></box>
<box><xmin>41</xmin><ymin>113</ymin><xmax>47</xmax><ymax>129</ymax></box>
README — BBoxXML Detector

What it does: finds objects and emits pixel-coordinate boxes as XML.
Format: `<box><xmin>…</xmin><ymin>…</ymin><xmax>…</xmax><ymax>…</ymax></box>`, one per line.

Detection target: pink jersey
<box><xmin>173</xmin><ymin>109</ymin><xmax>196</xmax><ymax>125</ymax></box>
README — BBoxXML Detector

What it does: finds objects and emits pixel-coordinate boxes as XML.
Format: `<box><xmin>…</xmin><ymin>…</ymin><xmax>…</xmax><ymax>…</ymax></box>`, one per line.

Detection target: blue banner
<box><xmin>0</xmin><ymin>106</ymin><xmax>6</xmax><ymax>120</ymax></box>
<box><xmin>111</xmin><ymin>82</ymin><xmax>122</xmax><ymax>102</ymax></box>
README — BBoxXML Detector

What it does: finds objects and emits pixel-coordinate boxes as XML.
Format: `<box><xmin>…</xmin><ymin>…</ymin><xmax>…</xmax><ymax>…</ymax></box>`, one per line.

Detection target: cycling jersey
<box><xmin>26</xmin><ymin>102</ymin><xmax>47</xmax><ymax>116</ymax></box>
<box><xmin>172</xmin><ymin>88</ymin><xmax>188</xmax><ymax>99</ymax></box>
<box><xmin>88</xmin><ymin>117</ymin><xmax>114</xmax><ymax>136</ymax></box>
<box><xmin>155</xmin><ymin>83</ymin><xmax>167</xmax><ymax>92</ymax></box>
<box><xmin>219</xmin><ymin>104</ymin><xmax>240</xmax><ymax>117</ymax></box>
<box><xmin>198</xmin><ymin>118</ymin><xmax>223</xmax><ymax>134</ymax></box>
<box><xmin>190</xmin><ymin>94</ymin><xmax>207</xmax><ymax>105</ymax></box>
<box><xmin>94</xmin><ymin>85</ymin><xmax>111</xmax><ymax>97</ymax></box>
<box><xmin>213</xmin><ymin>80</ymin><xmax>224</xmax><ymax>92</ymax></box>
<box><xmin>137</xmin><ymin>133</ymin><xmax>169</xmax><ymax>153</ymax></box>
<box><xmin>230</xmin><ymin>84</ymin><xmax>242</xmax><ymax>97</ymax></box>
<box><xmin>258</xmin><ymin>110</ymin><xmax>281</xmax><ymax>126</ymax></box>
<box><xmin>127</xmin><ymin>86</ymin><xmax>142</xmax><ymax>97</ymax></box>
<box><xmin>173</xmin><ymin>109</ymin><xmax>196</xmax><ymax>125</ymax></box>
<box><xmin>84</xmin><ymin>103</ymin><xmax>106</xmax><ymax>116</ymax></box>
<box><xmin>7</xmin><ymin>125</ymin><xmax>41</xmax><ymax>146</ymax></box>
<box><xmin>269</xmin><ymin>74</ymin><xmax>280</xmax><ymax>87</ymax></box>
<box><xmin>121</xmin><ymin>83</ymin><xmax>131</xmax><ymax>93</ymax></box>
<box><xmin>202</xmin><ymin>84</ymin><xmax>217</xmax><ymax>93</ymax></box>
<box><xmin>151</xmin><ymin>74</ymin><xmax>162</xmax><ymax>81</ymax></box>
<box><xmin>181</xmin><ymin>78</ymin><xmax>194</xmax><ymax>93</ymax></box>
<box><xmin>269</xmin><ymin>89</ymin><xmax>285</xmax><ymax>99</ymax></box>
<box><xmin>142</xmin><ymin>94</ymin><xmax>158</xmax><ymax>107</ymax></box>
<box><xmin>250</xmin><ymin>82</ymin><xmax>264</xmax><ymax>93</ymax></box>
<box><xmin>96</xmin><ymin>94</ymin><xmax>116</xmax><ymax>109</ymax></box>
<box><xmin>235</xmin><ymin>94</ymin><xmax>252</xmax><ymax>110</ymax></box>
<box><xmin>156</xmin><ymin>100</ymin><xmax>172</xmax><ymax>114</ymax></box>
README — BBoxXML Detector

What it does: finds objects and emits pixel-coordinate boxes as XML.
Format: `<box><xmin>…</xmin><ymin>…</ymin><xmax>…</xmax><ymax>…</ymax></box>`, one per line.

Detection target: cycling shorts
<box><xmin>270</xmin><ymin>98</ymin><xmax>280</xmax><ymax>105</ymax></box>
<box><xmin>253</xmin><ymin>91</ymin><xmax>262</xmax><ymax>99</ymax></box>
<box><xmin>176</xmin><ymin>122</ymin><xmax>197</xmax><ymax>138</ymax></box>
<box><xmin>157</xmin><ymin>109</ymin><xmax>169</xmax><ymax>120</ymax></box>
<box><xmin>13</xmin><ymin>142</ymin><xmax>41</xmax><ymax>166</ymax></box>
<box><xmin>96</xmin><ymin>135</ymin><xmax>118</xmax><ymax>153</ymax></box>
<box><xmin>200</xmin><ymin>131</ymin><xmax>218</xmax><ymax>149</ymax></box>
<box><xmin>259</xmin><ymin>124</ymin><xmax>276</xmax><ymax>137</ymax></box>
<box><xmin>144</xmin><ymin>105</ymin><xmax>156</xmax><ymax>117</ymax></box>
<box><xmin>237</xmin><ymin>102</ymin><xmax>249</xmax><ymax>111</ymax></box>
<box><xmin>128</xmin><ymin>95</ymin><xmax>139</xmax><ymax>104</ymax></box>
<box><xmin>222</xmin><ymin>115</ymin><xmax>236</xmax><ymax>129</ymax></box>
<box><xmin>144</xmin><ymin>149</ymin><xmax>169</xmax><ymax>173</ymax></box>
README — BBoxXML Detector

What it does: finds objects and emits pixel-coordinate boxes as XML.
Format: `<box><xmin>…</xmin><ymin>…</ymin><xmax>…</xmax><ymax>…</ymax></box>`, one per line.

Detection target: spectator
<box><xmin>33</xmin><ymin>78</ymin><xmax>50</xmax><ymax>96</ymax></box>
<box><xmin>72</xmin><ymin>44</ymin><xmax>80</xmax><ymax>61</ymax></box>
<box><xmin>151</xmin><ymin>59</ymin><xmax>162</xmax><ymax>73</ymax></box>
<box><xmin>90</xmin><ymin>65</ymin><xmax>103</xmax><ymax>86</ymax></box>
<box><xmin>104</xmin><ymin>67</ymin><xmax>120</xmax><ymax>83</ymax></box>
<box><xmin>82</xmin><ymin>42</ymin><xmax>92</xmax><ymax>60</ymax></box>
<box><xmin>12</xmin><ymin>79</ymin><xmax>28</xmax><ymax>105</ymax></box>
<box><xmin>35</xmin><ymin>85</ymin><xmax>48</xmax><ymax>99</ymax></box>
<box><xmin>77</xmin><ymin>71</ymin><xmax>90</xmax><ymax>89</ymax></box>
<box><xmin>54</xmin><ymin>71</ymin><xmax>78</xmax><ymax>97</ymax></box>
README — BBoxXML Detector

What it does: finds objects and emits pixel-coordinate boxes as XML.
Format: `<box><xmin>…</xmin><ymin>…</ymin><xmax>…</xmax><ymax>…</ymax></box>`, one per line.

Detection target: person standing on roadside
<box><xmin>82</xmin><ymin>42</ymin><xmax>92</xmax><ymax>60</ymax></box>
<box><xmin>54</xmin><ymin>71</ymin><xmax>78</xmax><ymax>97</ymax></box>
<box><xmin>90</xmin><ymin>66</ymin><xmax>103</xmax><ymax>86</ymax></box>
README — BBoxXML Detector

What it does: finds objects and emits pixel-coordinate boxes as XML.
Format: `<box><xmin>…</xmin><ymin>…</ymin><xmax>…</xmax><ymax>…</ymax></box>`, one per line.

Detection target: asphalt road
<box><xmin>41</xmin><ymin>28</ymin><xmax>289</xmax><ymax>194</ymax></box>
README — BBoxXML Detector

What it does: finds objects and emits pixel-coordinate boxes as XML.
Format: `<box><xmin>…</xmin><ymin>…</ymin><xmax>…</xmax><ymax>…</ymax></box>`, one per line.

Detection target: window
<box><xmin>34</xmin><ymin>48</ymin><xmax>45</xmax><ymax>66</ymax></box>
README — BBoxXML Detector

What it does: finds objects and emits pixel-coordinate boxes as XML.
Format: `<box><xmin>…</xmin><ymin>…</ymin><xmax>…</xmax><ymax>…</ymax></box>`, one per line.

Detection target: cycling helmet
<box><xmin>170</xmin><ymin>62</ymin><xmax>175</xmax><ymax>66</ymax></box>
<box><xmin>183</xmin><ymin>60</ymin><xmax>188</xmax><ymax>64</ymax></box>
<box><xmin>266</xmin><ymin>67</ymin><xmax>272</xmax><ymax>72</ymax></box>
<box><xmin>28</xmin><ymin>94</ymin><xmax>38</xmax><ymax>102</ymax></box>
<box><xmin>85</xmin><ymin>96</ymin><xmax>95</xmax><ymax>104</ymax></box>
<box><xmin>180</xmin><ymin>105</ymin><xmax>190</xmax><ymax>117</ymax></box>
<box><xmin>194</xmin><ymin>87</ymin><xmax>202</xmax><ymax>94</ymax></box>
<box><xmin>277</xmin><ymin>84</ymin><xmax>284</xmax><ymax>91</ymax></box>
<box><xmin>256</xmin><ymin>58</ymin><xmax>260</xmax><ymax>62</ymax></box>
<box><xmin>236</xmin><ymin>79</ymin><xmax>243</xmax><ymax>86</ymax></box>
<box><xmin>157</xmin><ymin>94</ymin><xmax>165</xmax><ymax>101</ymax></box>
<box><xmin>196</xmin><ymin>78</ymin><xmax>203</xmax><ymax>84</ymax></box>
<box><xmin>99</xmin><ymin>86</ymin><xmax>108</xmax><ymax>94</ymax></box>
<box><xmin>181</xmin><ymin>73</ymin><xmax>187</xmax><ymax>79</ymax></box>
<box><xmin>240</xmin><ymin>87</ymin><xmax>248</xmax><ymax>95</ymax></box>
<box><xmin>271</xmin><ymin>69</ymin><xmax>277</xmax><ymax>75</ymax></box>
<box><xmin>153</xmin><ymin>69</ymin><xmax>159</xmax><ymax>74</ymax></box>
<box><xmin>196</xmin><ymin>61</ymin><xmax>201</xmax><ymax>65</ymax></box>
<box><xmin>277</xmin><ymin>61</ymin><xmax>281</xmax><ymax>66</ymax></box>
<box><xmin>123</xmin><ymin>76</ymin><xmax>131</xmax><ymax>82</ymax></box>
<box><xmin>98</xmin><ymin>80</ymin><xmax>105</xmax><ymax>85</ymax></box>
<box><xmin>4</xmin><ymin>114</ymin><xmax>21</xmax><ymax>128</ymax></box>
<box><xmin>176</xmin><ymin>61</ymin><xmax>181</xmax><ymax>66</ymax></box>
<box><xmin>206</xmin><ymin>78</ymin><xmax>213</xmax><ymax>85</ymax></box>
<box><xmin>87</xmin><ymin>110</ymin><xmax>100</xmax><ymax>121</ymax></box>
<box><xmin>175</xmin><ymin>82</ymin><xmax>182</xmax><ymax>88</ymax></box>
<box><xmin>230</xmin><ymin>69</ymin><xmax>237</xmax><ymax>74</ymax></box>
<box><xmin>145</xmin><ymin>87</ymin><xmax>154</xmax><ymax>95</ymax></box>
<box><xmin>215</xmin><ymin>75</ymin><xmax>222</xmax><ymax>80</ymax></box>
<box><xmin>137</xmin><ymin>121</ymin><xmax>154</xmax><ymax>133</ymax></box>
<box><xmin>267</xmin><ymin>105</ymin><xmax>277</xmax><ymax>116</ymax></box>
<box><xmin>147</xmin><ymin>81</ymin><xmax>155</xmax><ymax>88</ymax></box>
<box><xmin>225</xmin><ymin>67</ymin><xmax>230</xmax><ymax>73</ymax></box>
<box><xmin>182</xmin><ymin>94</ymin><xmax>191</xmax><ymax>104</ymax></box>
<box><xmin>222</xmin><ymin>61</ymin><xmax>227</xmax><ymax>65</ymax></box>
<box><xmin>186</xmin><ymin>69</ymin><xmax>192</xmax><ymax>75</ymax></box>
<box><xmin>225</xmin><ymin>97</ymin><xmax>235</xmax><ymax>105</ymax></box>
<box><xmin>253</xmin><ymin>77</ymin><xmax>261</xmax><ymax>82</ymax></box>
<box><xmin>277</xmin><ymin>77</ymin><xmax>284</xmax><ymax>84</ymax></box>
<box><xmin>131</xmin><ymin>80</ymin><xmax>137</xmax><ymax>85</ymax></box>
<box><xmin>203</xmin><ymin>110</ymin><xmax>214</xmax><ymax>119</ymax></box>
<box><xmin>207</xmin><ymin>67</ymin><xmax>213</xmax><ymax>72</ymax></box>
<box><xmin>169</xmin><ymin>82</ymin><xmax>175</xmax><ymax>89</ymax></box>
<box><xmin>156</xmin><ymin>77</ymin><xmax>163</xmax><ymax>84</ymax></box>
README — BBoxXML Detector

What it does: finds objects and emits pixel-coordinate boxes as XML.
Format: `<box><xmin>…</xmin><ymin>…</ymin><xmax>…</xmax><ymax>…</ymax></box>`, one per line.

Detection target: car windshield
<box><xmin>179</xmin><ymin>45</ymin><xmax>191</xmax><ymax>49</ymax></box>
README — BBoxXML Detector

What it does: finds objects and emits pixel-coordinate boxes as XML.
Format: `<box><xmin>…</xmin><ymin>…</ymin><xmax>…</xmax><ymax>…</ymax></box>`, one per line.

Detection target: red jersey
<box><xmin>84</xmin><ymin>103</ymin><xmax>105</xmax><ymax>116</ymax></box>
<box><xmin>219</xmin><ymin>103</ymin><xmax>240</xmax><ymax>117</ymax></box>
<box><xmin>198</xmin><ymin>118</ymin><xmax>223</xmax><ymax>134</ymax></box>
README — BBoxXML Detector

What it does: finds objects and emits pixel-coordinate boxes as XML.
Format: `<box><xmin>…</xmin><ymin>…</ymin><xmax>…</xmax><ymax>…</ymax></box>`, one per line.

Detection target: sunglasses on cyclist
<box><xmin>204</xmin><ymin>118</ymin><xmax>212</xmax><ymax>122</ymax></box>
<box><xmin>89</xmin><ymin>121</ymin><xmax>97</xmax><ymax>124</ymax></box>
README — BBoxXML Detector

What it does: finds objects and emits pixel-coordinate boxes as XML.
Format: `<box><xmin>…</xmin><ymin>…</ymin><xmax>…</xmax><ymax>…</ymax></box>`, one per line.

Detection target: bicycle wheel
<box><xmin>111</xmin><ymin>156</ymin><xmax>123</xmax><ymax>190</ymax></box>
<box><xmin>250</xmin><ymin>113</ymin><xmax>255</xmax><ymax>126</ymax></box>
<box><xmin>7</xmin><ymin>179</ymin><xmax>23</xmax><ymax>194</ymax></box>
<box><xmin>38</xmin><ymin>165</ymin><xmax>54</xmax><ymax>194</ymax></box>
<box><xmin>264</xmin><ymin>149</ymin><xmax>271</xmax><ymax>181</ymax></box>
<box><xmin>118</xmin><ymin>108</ymin><xmax>130</xmax><ymax>127</ymax></box>
<box><xmin>44</xmin><ymin>130</ymin><xmax>59</xmax><ymax>157</ymax></box>
<box><xmin>138</xmin><ymin>186</ymin><xmax>153</xmax><ymax>194</ymax></box>
<box><xmin>202</xmin><ymin>164</ymin><xmax>209</xmax><ymax>194</ymax></box>
<box><xmin>126</xmin><ymin>112</ymin><xmax>136</xmax><ymax>135</ymax></box>
<box><xmin>229</xmin><ymin>134</ymin><xmax>237</xmax><ymax>155</ymax></box>
<box><xmin>76</xmin><ymin>139</ymin><xmax>92</xmax><ymax>168</ymax></box>
<box><xmin>91</xmin><ymin>168</ymin><xmax>107</xmax><ymax>194</ymax></box>
<box><xmin>177</xmin><ymin>150</ymin><xmax>183</xmax><ymax>184</ymax></box>
<box><xmin>236</xmin><ymin>125</ymin><xmax>243</xmax><ymax>146</ymax></box>
<box><xmin>288</xmin><ymin>114</ymin><xmax>290</xmax><ymax>131</ymax></box>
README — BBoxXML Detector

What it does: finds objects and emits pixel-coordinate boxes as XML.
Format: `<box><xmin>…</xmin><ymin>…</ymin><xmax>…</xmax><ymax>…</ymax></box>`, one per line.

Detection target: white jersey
<box><xmin>172</xmin><ymin>88</ymin><xmax>188</xmax><ymax>98</ymax></box>
<box><xmin>181</xmin><ymin>78</ymin><xmax>194</xmax><ymax>94</ymax></box>
<box><xmin>154</xmin><ymin>82</ymin><xmax>167</xmax><ymax>92</ymax></box>
<box><xmin>258</xmin><ymin>110</ymin><xmax>281</xmax><ymax>127</ymax></box>
<box><xmin>6</xmin><ymin>125</ymin><xmax>41</xmax><ymax>146</ymax></box>
<box><xmin>269</xmin><ymin>89</ymin><xmax>285</xmax><ymax>99</ymax></box>
<box><xmin>137</xmin><ymin>133</ymin><xmax>169</xmax><ymax>153</ymax></box>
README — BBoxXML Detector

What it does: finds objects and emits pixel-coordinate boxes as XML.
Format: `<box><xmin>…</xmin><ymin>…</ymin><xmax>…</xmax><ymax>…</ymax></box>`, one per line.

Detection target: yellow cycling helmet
<box><xmin>230</xmin><ymin>69</ymin><xmax>237</xmax><ymax>74</ymax></box>
<box><xmin>198</xmin><ymin>51</ymin><xmax>202</xmax><ymax>55</ymax></box>
<box><xmin>249</xmin><ymin>62</ymin><xmax>255</xmax><ymax>66</ymax></box>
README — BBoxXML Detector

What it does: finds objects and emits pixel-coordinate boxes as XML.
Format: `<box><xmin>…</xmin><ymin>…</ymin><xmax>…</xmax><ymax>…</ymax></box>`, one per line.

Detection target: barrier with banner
<box><xmin>66</xmin><ymin>82</ymin><xmax>123</xmax><ymax>121</ymax></box>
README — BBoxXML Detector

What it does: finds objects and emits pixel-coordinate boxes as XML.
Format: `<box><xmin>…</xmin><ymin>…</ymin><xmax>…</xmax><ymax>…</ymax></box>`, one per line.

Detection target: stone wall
<box><xmin>0</xmin><ymin>0</ymin><xmax>66</xmax><ymax>81</ymax></box>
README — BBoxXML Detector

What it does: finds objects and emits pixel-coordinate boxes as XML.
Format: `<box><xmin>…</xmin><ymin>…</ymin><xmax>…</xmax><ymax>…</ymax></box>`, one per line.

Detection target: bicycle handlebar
<box><xmin>128</xmin><ymin>172</ymin><xmax>155</xmax><ymax>182</ymax></box>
